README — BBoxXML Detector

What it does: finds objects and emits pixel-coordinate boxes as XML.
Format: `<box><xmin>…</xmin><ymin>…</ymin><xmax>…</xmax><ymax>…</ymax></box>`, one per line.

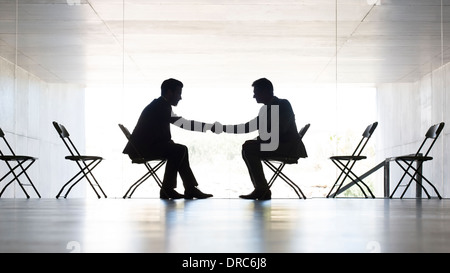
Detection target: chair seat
<box><xmin>395</xmin><ymin>155</ymin><xmax>433</xmax><ymax>162</ymax></box>
<box><xmin>65</xmin><ymin>155</ymin><xmax>103</xmax><ymax>161</ymax></box>
<box><xmin>330</xmin><ymin>155</ymin><xmax>367</xmax><ymax>161</ymax></box>
<box><xmin>264</xmin><ymin>157</ymin><xmax>298</xmax><ymax>164</ymax></box>
<box><xmin>0</xmin><ymin>155</ymin><xmax>36</xmax><ymax>161</ymax></box>
<box><xmin>131</xmin><ymin>157</ymin><xmax>166</xmax><ymax>164</ymax></box>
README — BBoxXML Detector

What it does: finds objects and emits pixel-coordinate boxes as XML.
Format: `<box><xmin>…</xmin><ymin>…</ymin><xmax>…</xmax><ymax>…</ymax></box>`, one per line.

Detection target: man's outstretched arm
<box><xmin>211</xmin><ymin>117</ymin><xmax>259</xmax><ymax>134</ymax></box>
<box><xmin>170</xmin><ymin>111</ymin><xmax>214</xmax><ymax>133</ymax></box>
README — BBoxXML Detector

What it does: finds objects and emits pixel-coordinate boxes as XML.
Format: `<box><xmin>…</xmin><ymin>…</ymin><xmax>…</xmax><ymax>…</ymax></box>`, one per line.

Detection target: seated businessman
<box><xmin>123</xmin><ymin>78</ymin><xmax>213</xmax><ymax>200</ymax></box>
<box><xmin>212</xmin><ymin>78</ymin><xmax>307</xmax><ymax>200</ymax></box>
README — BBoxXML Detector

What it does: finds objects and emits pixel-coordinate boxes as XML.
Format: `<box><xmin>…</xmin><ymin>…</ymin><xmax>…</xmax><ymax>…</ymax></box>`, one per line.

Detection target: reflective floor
<box><xmin>0</xmin><ymin>197</ymin><xmax>449</xmax><ymax>253</ymax></box>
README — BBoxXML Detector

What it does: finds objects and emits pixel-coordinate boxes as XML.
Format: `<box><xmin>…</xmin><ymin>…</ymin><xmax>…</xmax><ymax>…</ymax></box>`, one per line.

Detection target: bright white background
<box><xmin>85</xmin><ymin>81</ymin><xmax>376</xmax><ymax>199</ymax></box>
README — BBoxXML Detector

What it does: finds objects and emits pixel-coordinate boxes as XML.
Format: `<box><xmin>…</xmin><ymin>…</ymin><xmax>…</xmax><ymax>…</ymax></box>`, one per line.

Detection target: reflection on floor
<box><xmin>0</xmin><ymin>198</ymin><xmax>449</xmax><ymax>253</ymax></box>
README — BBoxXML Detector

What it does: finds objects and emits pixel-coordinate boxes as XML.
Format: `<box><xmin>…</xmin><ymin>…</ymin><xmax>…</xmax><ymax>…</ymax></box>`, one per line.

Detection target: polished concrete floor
<box><xmin>0</xmin><ymin>197</ymin><xmax>449</xmax><ymax>253</ymax></box>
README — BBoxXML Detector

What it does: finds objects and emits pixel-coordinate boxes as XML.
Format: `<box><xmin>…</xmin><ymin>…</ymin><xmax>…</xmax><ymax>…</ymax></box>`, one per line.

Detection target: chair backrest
<box><xmin>425</xmin><ymin>122</ymin><xmax>445</xmax><ymax>139</ymax></box>
<box><xmin>362</xmin><ymin>121</ymin><xmax>378</xmax><ymax>138</ymax></box>
<box><xmin>298</xmin><ymin>123</ymin><xmax>310</xmax><ymax>140</ymax></box>
<box><xmin>0</xmin><ymin>128</ymin><xmax>10</xmax><ymax>156</ymax></box>
<box><xmin>352</xmin><ymin>121</ymin><xmax>378</xmax><ymax>157</ymax></box>
<box><xmin>416</xmin><ymin>122</ymin><xmax>445</xmax><ymax>157</ymax></box>
<box><xmin>0</xmin><ymin>128</ymin><xmax>5</xmax><ymax>154</ymax></box>
<box><xmin>52</xmin><ymin>121</ymin><xmax>81</xmax><ymax>157</ymax></box>
<box><xmin>118</xmin><ymin>124</ymin><xmax>132</xmax><ymax>140</ymax></box>
<box><xmin>118</xmin><ymin>124</ymin><xmax>144</xmax><ymax>159</ymax></box>
<box><xmin>0</xmin><ymin>127</ymin><xmax>15</xmax><ymax>156</ymax></box>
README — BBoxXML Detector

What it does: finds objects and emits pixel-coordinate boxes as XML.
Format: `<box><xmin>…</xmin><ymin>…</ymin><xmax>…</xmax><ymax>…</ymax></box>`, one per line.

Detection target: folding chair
<box><xmin>327</xmin><ymin>122</ymin><xmax>378</xmax><ymax>198</ymax></box>
<box><xmin>261</xmin><ymin>123</ymin><xmax>310</xmax><ymax>199</ymax></box>
<box><xmin>389</xmin><ymin>122</ymin><xmax>445</xmax><ymax>199</ymax></box>
<box><xmin>0</xmin><ymin>127</ymin><xmax>41</xmax><ymax>198</ymax></box>
<box><xmin>119</xmin><ymin>124</ymin><xmax>167</xmax><ymax>198</ymax></box>
<box><xmin>52</xmin><ymin>121</ymin><xmax>107</xmax><ymax>199</ymax></box>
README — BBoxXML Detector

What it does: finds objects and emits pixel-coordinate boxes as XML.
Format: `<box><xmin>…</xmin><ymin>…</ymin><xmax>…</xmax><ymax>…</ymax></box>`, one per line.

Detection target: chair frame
<box><xmin>0</xmin><ymin>128</ymin><xmax>41</xmax><ymax>198</ymax></box>
<box><xmin>261</xmin><ymin>123</ymin><xmax>310</xmax><ymax>199</ymax></box>
<box><xmin>119</xmin><ymin>124</ymin><xmax>167</xmax><ymax>198</ymax></box>
<box><xmin>389</xmin><ymin>122</ymin><xmax>445</xmax><ymax>199</ymax></box>
<box><xmin>53</xmin><ymin>121</ymin><xmax>107</xmax><ymax>199</ymax></box>
<box><xmin>327</xmin><ymin>122</ymin><xmax>378</xmax><ymax>198</ymax></box>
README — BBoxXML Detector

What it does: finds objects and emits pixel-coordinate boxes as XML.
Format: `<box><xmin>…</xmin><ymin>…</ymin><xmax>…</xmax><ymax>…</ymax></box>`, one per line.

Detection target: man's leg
<box><xmin>154</xmin><ymin>142</ymin><xmax>212</xmax><ymax>199</ymax></box>
<box><xmin>158</xmin><ymin>143</ymin><xmax>192</xmax><ymax>186</ymax></box>
<box><xmin>174</xmin><ymin>144</ymin><xmax>212</xmax><ymax>199</ymax></box>
<box><xmin>143</xmin><ymin>142</ymin><xmax>185</xmax><ymax>198</ymax></box>
<box><xmin>240</xmin><ymin>140</ymin><xmax>272</xmax><ymax>200</ymax></box>
<box><xmin>170</xmin><ymin>143</ymin><xmax>198</xmax><ymax>190</ymax></box>
<box><xmin>241</xmin><ymin>140</ymin><xmax>268</xmax><ymax>191</ymax></box>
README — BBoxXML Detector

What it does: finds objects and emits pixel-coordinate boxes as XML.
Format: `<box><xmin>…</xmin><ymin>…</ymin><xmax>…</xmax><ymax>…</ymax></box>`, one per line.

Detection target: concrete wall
<box><xmin>376</xmin><ymin>64</ymin><xmax>449</xmax><ymax>198</ymax></box>
<box><xmin>0</xmin><ymin>56</ymin><xmax>87</xmax><ymax>198</ymax></box>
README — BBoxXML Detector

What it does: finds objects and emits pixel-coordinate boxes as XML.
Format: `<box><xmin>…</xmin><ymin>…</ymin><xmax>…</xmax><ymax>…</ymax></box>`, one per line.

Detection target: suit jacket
<box><xmin>123</xmin><ymin>96</ymin><xmax>179</xmax><ymax>159</ymax></box>
<box><xmin>223</xmin><ymin>96</ymin><xmax>307</xmax><ymax>158</ymax></box>
<box><xmin>262</xmin><ymin>96</ymin><xmax>307</xmax><ymax>158</ymax></box>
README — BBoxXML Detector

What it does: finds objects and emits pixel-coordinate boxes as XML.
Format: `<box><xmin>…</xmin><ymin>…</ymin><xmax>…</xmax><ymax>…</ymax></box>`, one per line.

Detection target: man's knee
<box><xmin>243</xmin><ymin>140</ymin><xmax>260</xmax><ymax>152</ymax></box>
<box><xmin>170</xmin><ymin>143</ymin><xmax>188</xmax><ymax>158</ymax></box>
<box><xmin>242</xmin><ymin>140</ymin><xmax>261</xmax><ymax>159</ymax></box>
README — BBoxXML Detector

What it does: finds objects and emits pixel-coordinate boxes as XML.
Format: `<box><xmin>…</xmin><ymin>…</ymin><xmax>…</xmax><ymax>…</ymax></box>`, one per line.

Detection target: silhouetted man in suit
<box><xmin>213</xmin><ymin>78</ymin><xmax>307</xmax><ymax>200</ymax></box>
<box><xmin>123</xmin><ymin>78</ymin><xmax>213</xmax><ymax>199</ymax></box>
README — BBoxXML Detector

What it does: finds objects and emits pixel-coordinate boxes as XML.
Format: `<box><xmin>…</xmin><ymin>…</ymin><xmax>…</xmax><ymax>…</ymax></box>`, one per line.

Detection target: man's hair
<box><xmin>252</xmin><ymin>78</ymin><xmax>274</xmax><ymax>96</ymax></box>
<box><xmin>161</xmin><ymin>78</ymin><xmax>183</xmax><ymax>95</ymax></box>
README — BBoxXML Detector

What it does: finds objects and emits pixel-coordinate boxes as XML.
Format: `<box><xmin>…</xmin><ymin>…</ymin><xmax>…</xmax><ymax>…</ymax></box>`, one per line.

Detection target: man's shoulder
<box><xmin>150</xmin><ymin>96</ymin><xmax>164</xmax><ymax>105</ymax></box>
<box><xmin>271</xmin><ymin>96</ymin><xmax>287</xmax><ymax>102</ymax></box>
<box><xmin>144</xmin><ymin>97</ymin><xmax>168</xmax><ymax>110</ymax></box>
<box><xmin>272</xmin><ymin>97</ymin><xmax>292</xmax><ymax>107</ymax></box>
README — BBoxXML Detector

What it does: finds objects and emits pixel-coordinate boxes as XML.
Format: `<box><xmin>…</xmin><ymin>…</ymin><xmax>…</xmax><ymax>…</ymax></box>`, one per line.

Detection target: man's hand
<box><xmin>211</xmin><ymin>121</ymin><xmax>223</xmax><ymax>134</ymax></box>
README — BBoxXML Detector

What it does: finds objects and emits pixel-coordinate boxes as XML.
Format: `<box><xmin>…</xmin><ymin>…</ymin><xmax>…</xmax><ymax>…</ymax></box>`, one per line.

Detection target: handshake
<box><xmin>209</xmin><ymin>121</ymin><xmax>224</xmax><ymax>134</ymax></box>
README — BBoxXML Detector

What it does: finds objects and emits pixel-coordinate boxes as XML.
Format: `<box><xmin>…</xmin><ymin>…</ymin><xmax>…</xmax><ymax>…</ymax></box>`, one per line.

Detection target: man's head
<box><xmin>161</xmin><ymin>78</ymin><xmax>183</xmax><ymax>106</ymax></box>
<box><xmin>252</xmin><ymin>78</ymin><xmax>274</xmax><ymax>104</ymax></box>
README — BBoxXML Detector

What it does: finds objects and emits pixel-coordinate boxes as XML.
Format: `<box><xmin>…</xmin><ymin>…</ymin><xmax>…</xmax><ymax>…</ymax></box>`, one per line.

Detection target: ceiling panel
<box><xmin>0</xmin><ymin>0</ymin><xmax>449</xmax><ymax>86</ymax></box>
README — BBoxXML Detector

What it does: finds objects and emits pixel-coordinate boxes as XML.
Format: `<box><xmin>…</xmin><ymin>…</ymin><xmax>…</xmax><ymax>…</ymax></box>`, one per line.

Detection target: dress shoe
<box><xmin>239</xmin><ymin>190</ymin><xmax>259</xmax><ymax>200</ymax></box>
<box><xmin>160</xmin><ymin>188</ymin><xmax>184</xmax><ymax>200</ymax></box>
<box><xmin>258</xmin><ymin>190</ymin><xmax>271</xmax><ymax>200</ymax></box>
<box><xmin>184</xmin><ymin>187</ymin><xmax>213</xmax><ymax>199</ymax></box>
<box><xmin>239</xmin><ymin>189</ymin><xmax>271</xmax><ymax>200</ymax></box>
